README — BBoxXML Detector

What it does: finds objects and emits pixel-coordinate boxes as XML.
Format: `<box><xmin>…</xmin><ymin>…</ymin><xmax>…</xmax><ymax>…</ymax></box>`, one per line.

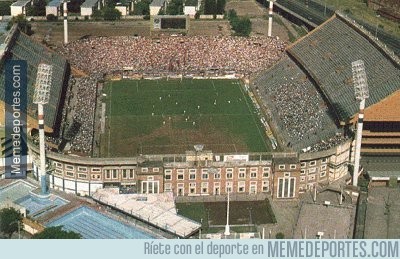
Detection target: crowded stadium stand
<box><xmin>0</xmin><ymin>26</ymin><xmax>68</xmax><ymax>132</ymax></box>
<box><xmin>253</xmin><ymin>12</ymin><xmax>399</xmax><ymax>154</ymax></box>
<box><xmin>287</xmin><ymin>15</ymin><xmax>399</xmax><ymax>123</ymax></box>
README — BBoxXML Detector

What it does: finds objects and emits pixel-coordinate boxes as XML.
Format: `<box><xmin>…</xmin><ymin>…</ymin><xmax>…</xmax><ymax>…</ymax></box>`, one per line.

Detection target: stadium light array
<box><xmin>33</xmin><ymin>63</ymin><xmax>53</xmax><ymax>104</ymax></box>
<box><xmin>351</xmin><ymin>59</ymin><xmax>369</xmax><ymax>187</ymax></box>
<box><xmin>33</xmin><ymin>63</ymin><xmax>53</xmax><ymax>195</ymax></box>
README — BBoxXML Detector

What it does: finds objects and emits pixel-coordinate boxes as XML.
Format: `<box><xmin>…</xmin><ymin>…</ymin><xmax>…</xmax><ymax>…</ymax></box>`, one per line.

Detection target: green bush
<box><xmin>46</xmin><ymin>14</ymin><xmax>58</xmax><ymax>21</ymax></box>
<box><xmin>276</xmin><ymin>232</ymin><xmax>285</xmax><ymax>239</ymax></box>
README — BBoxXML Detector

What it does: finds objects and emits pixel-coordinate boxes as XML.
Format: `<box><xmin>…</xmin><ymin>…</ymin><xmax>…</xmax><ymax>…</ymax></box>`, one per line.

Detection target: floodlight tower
<box><xmin>267</xmin><ymin>0</ymin><xmax>276</xmax><ymax>37</ymax></box>
<box><xmin>351</xmin><ymin>60</ymin><xmax>369</xmax><ymax>187</ymax></box>
<box><xmin>63</xmin><ymin>0</ymin><xmax>69</xmax><ymax>44</ymax></box>
<box><xmin>224</xmin><ymin>190</ymin><xmax>231</xmax><ymax>236</ymax></box>
<box><xmin>33</xmin><ymin>63</ymin><xmax>53</xmax><ymax>195</ymax></box>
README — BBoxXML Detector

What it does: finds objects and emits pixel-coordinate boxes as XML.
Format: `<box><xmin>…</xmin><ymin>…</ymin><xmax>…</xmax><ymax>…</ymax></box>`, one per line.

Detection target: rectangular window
<box><xmin>225</xmin><ymin>182</ymin><xmax>233</xmax><ymax>193</ymax></box>
<box><xmin>153</xmin><ymin>168</ymin><xmax>159</xmax><ymax>173</ymax></box>
<box><xmin>142</xmin><ymin>168</ymin><xmax>148</xmax><ymax>173</ymax></box>
<box><xmin>250</xmin><ymin>167</ymin><xmax>257</xmax><ymax>172</ymax></box>
<box><xmin>263</xmin><ymin>172</ymin><xmax>270</xmax><ymax>178</ymax></box>
<box><xmin>77</xmin><ymin>166</ymin><xmax>87</xmax><ymax>172</ymax></box>
<box><xmin>189</xmin><ymin>172</ymin><xmax>196</xmax><ymax>180</ymax></box>
<box><xmin>301</xmin><ymin>169</ymin><xmax>306</xmax><ymax>175</ymax></box>
<box><xmin>165</xmin><ymin>173</ymin><xmax>171</xmax><ymax>181</ymax></box>
<box><xmin>284</xmin><ymin>172</ymin><xmax>290</xmax><ymax>177</ymax></box>
<box><xmin>78</xmin><ymin>173</ymin><xmax>87</xmax><ymax>179</ymax></box>
<box><xmin>201</xmin><ymin>182</ymin><xmax>208</xmax><ymax>194</ymax></box>
<box><xmin>320</xmin><ymin>165</ymin><xmax>327</xmax><ymax>170</ymax></box>
<box><xmin>202</xmin><ymin>172</ymin><xmax>208</xmax><ymax>180</ymax></box>
<box><xmin>321</xmin><ymin>158</ymin><xmax>328</xmax><ymax>164</ymax></box>
<box><xmin>177</xmin><ymin>169</ymin><xmax>185</xmax><ymax>173</ymax></box>
<box><xmin>65</xmin><ymin>165</ymin><xmax>74</xmax><ymax>171</ymax></box>
<box><xmin>250</xmin><ymin>172</ymin><xmax>257</xmax><ymax>178</ymax></box>
<box><xmin>129</xmin><ymin>170</ymin><xmax>134</xmax><ymax>179</ymax></box>
<box><xmin>164</xmin><ymin>183</ymin><xmax>172</xmax><ymax>192</ymax></box>
<box><xmin>177</xmin><ymin>172</ymin><xmax>184</xmax><ymax>180</ymax></box>
<box><xmin>238</xmin><ymin>172</ymin><xmax>246</xmax><ymax>179</ymax></box>
<box><xmin>263</xmin><ymin>167</ymin><xmax>270</xmax><ymax>172</ymax></box>
<box><xmin>112</xmin><ymin>170</ymin><xmax>118</xmax><ymax>179</ymax></box>
<box><xmin>226</xmin><ymin>172</ymin><xmax>233</xmax><ymax>179</ymax></box>
<box><xmin>309</xmin><ymin>161</ymin><xmax>316</xmax><ymax>166</ymax></box>
<box><xmin>238</xmin><ymin>181</ymin><xmax>245</xmax><ymax>192</ymax></box>
<box><xmin>300</xmin><ymin>162</ymin><xmax>306</xmax><ymax>168</ymax></box>
<box><xmin>54</xmin><ymin>162</ymin><xmax>62</xmax><ymax>168</ymax></box>
<box><xmin>239</xmin><ymin>168</ymin><xmax>246</xmax><ymax>173</ymax></box>
<box><xmin>262</xmin><ymin>181</ymin><xmax>269</xmax><ymax>192</ymax></box>
<box><xmin>290</xmin><ymin>164</ymin><xmax>296</xmax><ymax>169</ymax></box>
<box><xmin>54</xmin><ymin>169</ymin><xmax>62</xmax><ymax>175</ymax></box>
<box><xmin>189</xmin><ymin>169</ymin><xmax>197</xmax><ymax>173</ymax></box>
<box><xmin>147</xmin><ymin>176</ymin><xmax>154</xmax><ymax>181</ymax></box>
<box><xmin>91</xmin><ymin>174</ymin><xmax>100</xmax><ymax>180</ymax></box>
<box><xmin>249</xmin><ymin>181</ymin><xmax>257</xmax><ymax>194</ymax></box>
<box><xmin>122</xmin><ymin>169</ymin><xmax>127</xmax><ymax>179</ymax></box>
<box><xmin>66</xmin><ymin>171</ymin><xmax>74</xmax><ymax>177</ymax></box>
<box><xmin>189</xmin><ymin>183</ymin><xmax>196</xmax><ymax>194</ymax></box>
<box><xmin>105</xmin><ymin>170</ymin><xmax>111</xmax><ymax>179</ymax></box>
<box><xmin>226</xmin><ymin>168</ymin><xmax>233</xmax><ymax>173</ymax></box>
<box><xmin>91</xmin><ymin>168</ymin><xmax>101</xmax><ymax>173</ymax></box>
<box><xmin>279</xmin><ymin>165</ymin><xmax>285</xmax><ymax>170</ymax></box>
<box><xmin>320</xmin><ymin>171</ymin><xmax>326</xmax><ymax>177</ymax></box>
<box><xmin>309</xmin><ymin>167</ymin><xmax>316</xmax><ymax>174</ymax></box>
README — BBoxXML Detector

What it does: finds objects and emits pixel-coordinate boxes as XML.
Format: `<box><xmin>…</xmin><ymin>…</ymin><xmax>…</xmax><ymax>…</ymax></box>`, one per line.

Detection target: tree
<box><xmin>276</xmin><ymin>232</ymin><xmax>285</xmax><ymax>239</ymax></box>
<box><xmin>7</xmin><ymin>14</ymin><xmax>32</xmax><ymax>35</ymax></box>
<box><xmin>103</xmin><ymin>7</ymin><xmax>122</xmax><ymax>21</ymax></box>
<box><xmin>216</xmin><ymin>0</ymin><xmax>226</xmax><ymax>14</ymax></box>
<box><xmin>231</xmin><ymin>16</ymin><xmax>252</xmax><ymax>36</ymax></box>
<box><xmin>32</xmin><ymin>226</ymin><xmax>81</xmax><ymax>239</ymax></box>
<box><xmin>68</xmin><ymin>0</ymin><xmax>85</xmax><ymax>13</ymax></box>
<box><xmin>134</xmin><ymin>0</ymin><xmax>151</xmax><ymax>15</ymax></box>
<box><xmin>0</xmin><ymin>1</ymin><xmax>12</xmax><ymax>16</ymax></box>
<box><xmin>91</xmin><ymin>9</ymin><xmax>103</xmax><ymax>20</ymax></box>
<box><xmin>165</xmin><ymin>0</ymin><xmax>184</xmax><ymax>15</ymax></box>
<box><xmin>26</xmin><ymin>0</ymin><xmax>46</xmax><ymax>16</ymax></box>
<box><xmin>204</xmin><ymin>0</ymin><xmax>216</xmax><ymax>15</ymax></box>
<box><xmin>0</xmin><ymin>208</ymin><xmax>23</xmax><ymax>238</ymax></box>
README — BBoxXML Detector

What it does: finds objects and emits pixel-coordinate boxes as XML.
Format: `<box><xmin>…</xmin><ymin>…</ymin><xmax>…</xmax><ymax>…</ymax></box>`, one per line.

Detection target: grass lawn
<box><xmin>176</xmin><ymin>199</ymin><xmax>276</xmax><ymax>232</ymax></box>
<box><xmin>100</xmin><ymin>79</ymin><xmax>270</xmax><ymax>157</ymax></box>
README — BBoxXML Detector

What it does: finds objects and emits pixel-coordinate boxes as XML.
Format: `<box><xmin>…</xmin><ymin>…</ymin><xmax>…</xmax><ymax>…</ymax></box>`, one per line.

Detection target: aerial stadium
<box><xmin>0</xmin><ymin>4</ymin><xmax>399</xmax><ymax>238</ymax></box>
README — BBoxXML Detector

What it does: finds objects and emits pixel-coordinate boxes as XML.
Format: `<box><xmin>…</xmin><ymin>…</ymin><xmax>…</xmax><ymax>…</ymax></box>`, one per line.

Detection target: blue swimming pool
<box><xmin>15</xmin><ymin>195</ymin><xmax>68</xmax><ymax>218</ymax></box>
<box><xmin>47</xmin><ymin>206</ymin><xmax>156</xmax><ymax>239</ymax></box>
<box><xmin>0</xmin><ymin>181</ymin><xmax>34</xmax><ymax>203</ymax></box>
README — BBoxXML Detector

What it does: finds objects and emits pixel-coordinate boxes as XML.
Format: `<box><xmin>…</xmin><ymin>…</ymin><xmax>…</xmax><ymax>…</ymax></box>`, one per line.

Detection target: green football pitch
<box><xmin>100</xmin><ymin>79</ymin><xmax>271</xmax><ymax>157</ymax></box>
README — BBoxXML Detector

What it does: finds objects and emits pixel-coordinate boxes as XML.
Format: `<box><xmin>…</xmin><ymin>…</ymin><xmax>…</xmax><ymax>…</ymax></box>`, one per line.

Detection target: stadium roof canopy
<box><xmin>47</xmin><ymin>0</ymin><xmax>63</xmax><ymax>7</ymax></box>
<box><xmin>287</xmin><ymin>13</ymin><xmax>400</xmax><ymax>123</ymax></box>
<box><xmin>0</xmin><ymin>27</ymin><xmax>67</xmax><ymax>130</ymax></box>
<box><xmin>81</xmin><ymin>0</ymin><xmax>99</xmax><ymax>8</ymax></box>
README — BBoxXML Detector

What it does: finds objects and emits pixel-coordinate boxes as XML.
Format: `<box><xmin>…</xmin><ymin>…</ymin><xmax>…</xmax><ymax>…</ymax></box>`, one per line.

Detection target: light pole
<box><xmin>375</xmin><ymin>15</ymin><xmax>380</xmax><ymax>39</ymax></box>
<box><xmin>224</xmin><ymin>191</ymin><xmax>230</xmax><ymax>236</ymax></box>
<box><xmin>351</xmin><ymin>60</ymin><xmax>369</xmax><ymax>187</ymax></box>
<box><xmin>33</xmin><ymin>63</ymin><xmax>53</xmax><ymax>195</ymax></box>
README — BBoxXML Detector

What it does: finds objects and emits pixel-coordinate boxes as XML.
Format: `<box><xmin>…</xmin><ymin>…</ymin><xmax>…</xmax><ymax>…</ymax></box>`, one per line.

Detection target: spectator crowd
<box><xmin>60</xmin><ymin>35</ymin><xmax>286</xmax><ymax>75</ymax></box>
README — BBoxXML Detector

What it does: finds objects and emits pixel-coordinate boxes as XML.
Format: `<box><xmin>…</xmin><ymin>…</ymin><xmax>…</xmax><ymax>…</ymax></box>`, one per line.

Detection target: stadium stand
<box><xmin>0</xmin><ymin>27</ymin><xmax>68</xmax><ymax>131</ymax></box>
<box><xmin>253</xmin><ymin>13</ymin><xmax>399</xmax><ymax>153</ymax></box>
<box><xmin>287</xmin><ymin>15</ymin><xmax>400</xmax><ymax>123</ymax></box>
<box><xmin>253</xmin><ymin>57</ymin><xmax>342</xmax><ymax>151</ymax></box>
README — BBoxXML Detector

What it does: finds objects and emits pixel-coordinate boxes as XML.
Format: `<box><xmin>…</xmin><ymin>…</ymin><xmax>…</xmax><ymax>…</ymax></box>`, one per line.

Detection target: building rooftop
<box><xmin>150</xmin><ymin>0</ymin><xmax>165</xmax><ymax>7</ymax></box>
<box><xmin>11</xmin><ymin>0</ymin><xmax>31</xmax><ymax>7</ymax></box>
<box><xmin>47</xmin><ymin>0</ymin><xmax>63</xmax><ymax>7</ymax></box>
<box><xmin>81</xmin><ymin>0</ymin><xmax>99</xmax><ymax>8</ymax></box>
